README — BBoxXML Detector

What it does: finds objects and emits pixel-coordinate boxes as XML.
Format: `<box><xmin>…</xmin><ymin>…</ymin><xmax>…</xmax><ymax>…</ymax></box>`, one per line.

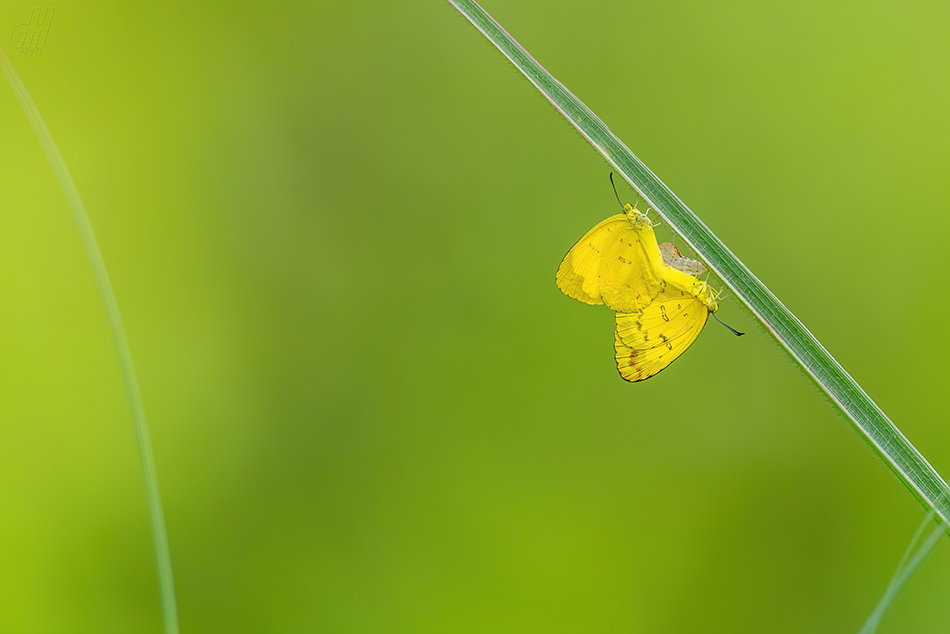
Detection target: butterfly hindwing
<box><xmin>613</xmin><ymin>284</ymin><xmax>712</xmax><ymax>382</ymax></box>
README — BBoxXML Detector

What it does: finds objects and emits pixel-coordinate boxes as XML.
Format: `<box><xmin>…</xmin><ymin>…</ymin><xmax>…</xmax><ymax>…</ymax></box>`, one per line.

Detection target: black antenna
<box><xmin>609</xmin><ymin>172</ymin><xmax>624</xmax><ymax>210</ymax></box>
<box><xmin>712</xmin><ymin>312</ymin><xmax>744</xmax><ymax>337</ymax></box>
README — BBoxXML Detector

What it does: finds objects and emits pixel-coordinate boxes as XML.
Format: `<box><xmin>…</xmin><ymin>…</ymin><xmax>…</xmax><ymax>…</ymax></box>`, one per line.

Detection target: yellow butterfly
<box><xmin>557</xmin><ymin>177</ymin><xmax>741</xmax><ymax>382</ymax></box>
<box><xmin>555</xmin><ymin>201</ymin><xmax>669</xmax><ymax>314</ymax></box>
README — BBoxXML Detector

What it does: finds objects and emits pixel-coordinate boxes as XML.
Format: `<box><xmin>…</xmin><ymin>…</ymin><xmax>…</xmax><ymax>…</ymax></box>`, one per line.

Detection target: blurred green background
<box><xmin>0</xmin><ymin>0</ymin><xmax>948</xmax><ymax>632</ymax></box>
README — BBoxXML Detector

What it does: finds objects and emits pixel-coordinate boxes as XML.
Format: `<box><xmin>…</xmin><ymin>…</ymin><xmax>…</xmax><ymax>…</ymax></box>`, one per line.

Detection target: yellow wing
<box><xmin>556</xmin><ymin>205</ymin><xmax>667</xmax><ymax>313</ymax></box>
<box><xmin>613</xmin><ymin>280</ymin><xmax>716</xmax><ymax>382</ymax></box>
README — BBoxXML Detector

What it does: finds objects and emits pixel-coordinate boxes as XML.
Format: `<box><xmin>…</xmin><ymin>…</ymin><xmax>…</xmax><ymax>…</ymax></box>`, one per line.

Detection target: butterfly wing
<box><xmin>659</xmin><ymin>242</ymin><xmax>708</xmax><ymax>276</ymax></box>
<box><xmin>613</xmin><ymin>287</ymin><xmax>710</xmax><ymax>382</ymax></box>
<box><xmin>556</xmin><ymin>210</ymin><xmax>667</xmax><ymax>313</ymax></box>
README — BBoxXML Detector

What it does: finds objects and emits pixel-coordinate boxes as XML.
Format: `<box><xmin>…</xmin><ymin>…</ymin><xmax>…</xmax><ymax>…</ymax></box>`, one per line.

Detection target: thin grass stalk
<box><xmin>0</xmin><ymin>47</ymin><xmax>179</xmax><ymax>634</ymax></box>
<box><xmin>859</xmin><ymin>513</ymin><xmax>947</xmax><ymax>634</ymax></box>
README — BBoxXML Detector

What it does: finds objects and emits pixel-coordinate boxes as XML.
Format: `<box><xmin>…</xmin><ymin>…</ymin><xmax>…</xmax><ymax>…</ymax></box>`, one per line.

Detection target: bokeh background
<box><xmin>0</xmin><ymin>1</ymin><xmax>948</xmax><ymax>632</ymax></box>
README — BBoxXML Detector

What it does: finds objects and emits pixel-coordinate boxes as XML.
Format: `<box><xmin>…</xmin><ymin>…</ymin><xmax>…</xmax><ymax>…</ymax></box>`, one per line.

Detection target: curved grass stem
<box><xmin>0</xmin><ymin>47</ymin><xmax>179</xmax><ymax>634</ymax></box>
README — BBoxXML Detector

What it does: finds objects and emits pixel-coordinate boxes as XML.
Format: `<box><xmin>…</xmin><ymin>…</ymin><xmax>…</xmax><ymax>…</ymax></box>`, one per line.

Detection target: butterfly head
<box><xmin>622</xmin><ymin>202</ymin><xmax>653</xmax><ymax>229</ymax></box>
<box><xmin>695</xmin><ymin>281</ymin><xmax>719</xmax><ymax>313</ymax></box>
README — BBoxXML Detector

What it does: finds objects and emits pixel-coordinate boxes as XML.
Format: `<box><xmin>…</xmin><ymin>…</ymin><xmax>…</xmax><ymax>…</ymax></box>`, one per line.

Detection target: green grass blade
<box><xmin>0</xmin><ymin>48</ymin><xmax>179</xmax><ymax>634</ymax></box>
<box><xmin>446</xmin><ymin>0</ymin><xmax>950</xmax><ymax>524</ymax></box>
<box><xmin>859</xmin><ymin>514</ymin><xmax>947</xmax><ymax>633</ymax></box>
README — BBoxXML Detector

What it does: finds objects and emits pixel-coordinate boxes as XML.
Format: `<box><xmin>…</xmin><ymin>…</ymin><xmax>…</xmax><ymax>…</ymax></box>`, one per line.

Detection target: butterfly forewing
<box><xmin>556</xmin><ymin>211</ymin><xmax>667</xmax><ymax>313</ymax></box>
